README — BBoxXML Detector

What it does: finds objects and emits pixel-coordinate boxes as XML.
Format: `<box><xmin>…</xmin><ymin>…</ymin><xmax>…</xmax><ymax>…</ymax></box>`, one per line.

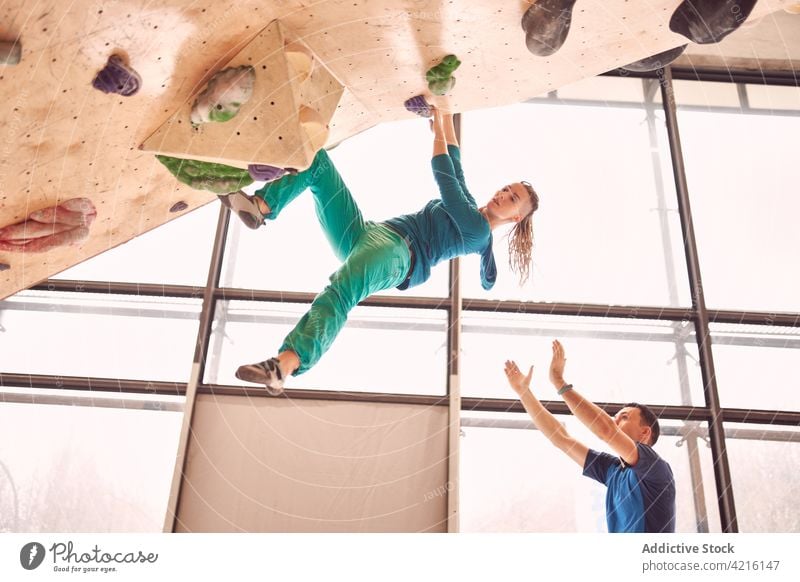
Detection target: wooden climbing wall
<box><xmin>0</xmin><ymin>0</ymin><xmax>795</xmax><ymax>299</ymax></box>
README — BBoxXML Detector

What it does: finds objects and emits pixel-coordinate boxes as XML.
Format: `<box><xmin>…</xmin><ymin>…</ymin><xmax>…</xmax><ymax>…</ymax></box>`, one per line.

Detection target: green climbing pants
<box><xmin>254</xmin><ymin>149</ymin><xmax>411</xmax><ymax>375</ymax></box>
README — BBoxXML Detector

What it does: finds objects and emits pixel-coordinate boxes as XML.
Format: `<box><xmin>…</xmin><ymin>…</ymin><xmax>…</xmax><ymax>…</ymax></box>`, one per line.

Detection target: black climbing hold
<box><xmin>92</xmin><ymin>54</ymin><xmax>142</xmax><ymax>96</ymax></box>
<box><xmin>0</xmin><ymin>263</ymin><xmax>9</xmax><ymax>271</ymax></box>
<box><xmin>169</xmin><ymin>201</ymin><xmax>189</xmax><ymax>213</ymax></box>
<box><xmin>521</xmin><ymin>0</ymin><xmax>577</xmax><ymax>57</ymax></box>
<box><xmin>404</xmin><ymin>95</ymin><xmax>432</xmax><ymax>118</ymax></box>
<box><xmin>620</xmin><ymin>45</ymin><xmax>688</xmax><ymax>73</ymax></box>
<box><xmin>670</xmin><ymin>0</ymin><xmax>758</xmax><ymax>45</ymax></box>
<box><xmin>0</xmin><ymin>40</ymin><xmax>22</xmax><ymax>65</ymax></box>
<box><xmin>247</xmin><ymin>164</ymin><xmax>288</xmax><ymax>182</ymax></box>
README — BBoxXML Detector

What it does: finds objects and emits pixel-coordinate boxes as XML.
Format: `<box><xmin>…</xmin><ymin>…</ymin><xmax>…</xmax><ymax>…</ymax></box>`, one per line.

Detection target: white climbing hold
<box><xmin>298</xmin><ymin>106</ymin><xmax>329</xmax><ymax>152</ymax></box>
<box><xmin>285</xmin><ymin>41</ymin><xmax>314</xmax><ymax>83</ymax></box>
<box><xmin>191</xmin><ymin>65</ymin><xmax>256</xmax><ymax>125</ymax></box>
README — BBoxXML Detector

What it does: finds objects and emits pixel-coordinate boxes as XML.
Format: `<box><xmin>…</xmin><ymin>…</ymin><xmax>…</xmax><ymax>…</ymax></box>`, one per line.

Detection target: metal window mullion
<box><xmin>524</xmin><ymin>96</ymin><xmax>800</xmax><ymax>117</ymax></box>
<box><xmin>27</xmin><ymin>281</ymin><xmax>800</xmax><ymax>327</ymax></box>
<box><xmin>163</xmin><ymin>205</ymin><xmax>230</xmax><ymax>533</ymax></box>
<box><xmin>194</xmin><ymin>206</ymin><xmax>230</xmax><ymax>380</ymax></box>
<box><xmin>446</xmin><ymin>112</ymin><xmax>463</xmax><ymax>533</ymax></box>
<box><xmin>736</xmin><ymin>84</ymin><xmax>750</xmax><ymax>110</ymax></box>
<box><xmin>660</xmin><ymin>66</ymin><xmax>737</xmax><ymax>532</ymax></box>
<box><xmin>644</xmin><ymin>76</ymin><xmax>709</xmax><ymax>532</ymax></box>
<box><xmin>7</xmin><ymin>373</ymin><xmax>799</xmax><ymax>425</ymax></box>
<box><xmin>604</xmin><ymin>66</ymin><xmax>800</xmax><ymax>87</ymax></box>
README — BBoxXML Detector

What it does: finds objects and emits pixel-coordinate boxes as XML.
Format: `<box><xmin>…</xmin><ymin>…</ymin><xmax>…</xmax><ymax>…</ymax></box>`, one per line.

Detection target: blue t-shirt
<box><xmin>583</xmin><ymin>443</ymin><xmax>676</xmax><ymax>533</ymax></box>
<box><xmin>384</xmin><ymin>145</ymin><xmax>496</xmax><ymax>290</ymax></box>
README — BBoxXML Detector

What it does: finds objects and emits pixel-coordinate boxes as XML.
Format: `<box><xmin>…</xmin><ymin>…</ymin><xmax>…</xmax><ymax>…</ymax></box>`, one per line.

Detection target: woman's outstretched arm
<box><xmin>431</xmin><ymin>98</ymin><xmax>459</xmax><ymax>147</ymax></box>
<box><xmin>440</xmin><ymin>111</ymin><xmax>458</xmax><ymax>148</ymax></box>
<box><xmin>431</xmin><ymin>106</ymin><xmax>449</xmax><ymax>157</ymax></box>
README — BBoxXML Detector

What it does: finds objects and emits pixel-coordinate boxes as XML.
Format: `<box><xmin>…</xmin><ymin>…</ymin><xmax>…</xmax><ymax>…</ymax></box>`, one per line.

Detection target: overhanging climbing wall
<box><xmin>0</xmin><ymin>0</ymin><xmax>796</xmax><ymax>299</ymax></box>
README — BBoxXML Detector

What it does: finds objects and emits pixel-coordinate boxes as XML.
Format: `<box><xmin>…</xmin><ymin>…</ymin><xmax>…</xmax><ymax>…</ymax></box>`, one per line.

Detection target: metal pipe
<box><xmin>446</xmin><ymin>112</ymin><xmax>464</xmax><ymax>533</ymax></box>
<box><xmin>26</xmin><ymin>282</ymin><xmax>800</xmax><ymax>327</ymax></box>
<box><xmin>660</xmin><ymin>66</ymin><xmax>737</xmax><ymax>532</ymax></box>
<box><xmin>4</xmin><ymin>372</ymin><xmax>798</xmax><ymax>425</ymax></box>
<box><xmin>163</xmin><ymin>205</ymin><xmax>230</xmax><ymax>533</ymax></box>
<box><xmin>603</xmin><ymin>66</ymin><xmax>800</xmax><ymax>87</ymax></box>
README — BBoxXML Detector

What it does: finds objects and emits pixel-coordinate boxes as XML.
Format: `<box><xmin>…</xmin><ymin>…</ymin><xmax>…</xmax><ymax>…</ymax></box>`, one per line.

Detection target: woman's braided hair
<box><xmin>507</xmin><ymin>181</ymin><xmax>539</xmax><ymax>286</ymax></box>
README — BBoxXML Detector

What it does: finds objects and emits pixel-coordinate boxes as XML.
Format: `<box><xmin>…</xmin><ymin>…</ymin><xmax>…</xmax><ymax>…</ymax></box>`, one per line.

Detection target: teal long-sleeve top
<box><xmin>384</xmin><ymin>145</ymin><xmax>497</xmax><ymax>291</ymax></box>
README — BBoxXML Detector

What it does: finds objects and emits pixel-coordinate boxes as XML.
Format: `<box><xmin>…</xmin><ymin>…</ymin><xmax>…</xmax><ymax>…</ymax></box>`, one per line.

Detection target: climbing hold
<box><xmin>521</xmin><ymin>0</ymin><xmax>577</xmax><ymax>57</ymax></box>
<box><xmin>428</xmin><ymin>77</ymin><xmax>456</xmax><ymax>96</ymax></box>
<box><xmin>0</xmin><ymin>227</ymin><xmax>90</xmax><ymax>253</ymax></box>
<box><xmin>621</xmin><ymin>45</ymin><xmax>688</xmax><ymax>73</ymax></box>
<box><xmin>670</xmin><ymin>0</ymin><xmax>757</xmax><ymax>45</ymax></box>
<box><xmin>29</xmin><ymin>204</ymin><xmax>89</xmax><ymax>226</ymax></box>
<box><xmin>426</xmin><ymin>55</ymin><xmax>461</xmax><ymax>82</ymax></box>
<box><xmin>298</xmin><ymin>105</ymin><xmax>330</xmax><ymax>151</ymax></box>
<box><xmin>169</xmin><ymin>201</ymin><xmax>189</xmax><ymax>213</ymax></box>
<box><xmin>404</xmin><ymin>95</ymin><xmax>432</xmax><ymax>118</ymax></box>
<box><xmin>0</xmin><ymin>40</ymin><xmax>22</xmax><ymax>65</ymax></box>
<box><xmin>92</xmin><ymin>54</ymin><xmax>142</xmax><ymax>96</ymax></box>
<box><xmin>248</xmin><ymin>164</ymin><xmax>289</xmax><ymax>182</ymax></box>
<box><xmin>284</xmin><ymin>42</ymin><xmax>314</xmax><ymax>82</ymax></box>
<box><xmin>0</xmin><ymin>263</ymin><xmax>9</xmax><ymax>271</ymax></box>
<box><xmin>426</xmin><ymin>55</ymin><xmax>461</xmax><ymax>96</ymax></box>
<box><xmin>190</xmin><ymin>65</ymin><xmax>256</xmax><ymax>125</ymax></box>
<box><xmin>156</xmin><ymin>155</ymin><xmax>254</xmax><ymax>193</ymax></box>
<box><xmin>0</xmin><ymin>198</ymin><xmax>96</xmax><ymax>253</ymax></box>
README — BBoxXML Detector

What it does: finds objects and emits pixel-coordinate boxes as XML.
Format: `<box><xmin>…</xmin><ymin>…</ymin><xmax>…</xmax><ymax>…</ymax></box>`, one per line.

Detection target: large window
<box><xmin>3</xmin><ymin>72</ymin><xmax>798</xmax><ymax>533</ymax></box>
<box><xmin>725</xmin><ymin>423</ymin><xmax>800</xmax><ymax>532</ymax></box>
<box><xmin>460</xmin><ymin>312</ymin><xmax>703</xmax><ymax>405</ymax></box>
<box><xmin>710</xmin><ymin>323</ymin><xmax>800</xmax><ymax>412</ymax></box>
<box><xmin>207</xmin><ymin>301</ymin><xmax>448</xmax><ymax>394</ymax></box>
<box><xmin>675</xmin><ymin>82</ymin><xmax>800</xmax><ymax>313</ymax></box>
<box><xmin>461</xmin><ymin>92</ymin><xmax>689</xmax><ymax>307</ymax></box>
<box><xmin>0</xmin><ymin>388</ymin><xmax>183</xmax><ymax>532</ymax></box>
<box><xmin>0</xmin><ymin>291</ymin><xmax>201</xmax><ymax>382</ymax></box>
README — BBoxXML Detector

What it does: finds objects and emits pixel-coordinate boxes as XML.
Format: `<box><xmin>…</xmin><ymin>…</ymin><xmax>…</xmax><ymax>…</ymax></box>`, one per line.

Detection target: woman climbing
<box><xmin>222</xmin><ymin>104</ymin><xmax>540</xmax><ymax>395</ymax></box>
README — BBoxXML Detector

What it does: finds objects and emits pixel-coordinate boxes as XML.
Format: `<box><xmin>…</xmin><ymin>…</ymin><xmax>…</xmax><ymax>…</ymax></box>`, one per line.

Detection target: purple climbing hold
<box><xmin>0</xmin><ymin>262</ymin><xmax>9</xmax><ymax>272</ymax></box>
<box><xmin>248</xmin><ymin>164</ymin><xmax>289</xmax><ymax>182</ymax></box>
<box><xmin>92</xmin><ymin>54</ymin><xmax>142</xmax><ymax>96</ymax></box>
<box><xmin>169</xmin><ymin>201</ymin><xmax>189</xmax><ymax>213</ymax></box>
<box><xmin>404</xmin><ymin>95</ymin><xmax>432</xmax><ymax>118</ymax></box>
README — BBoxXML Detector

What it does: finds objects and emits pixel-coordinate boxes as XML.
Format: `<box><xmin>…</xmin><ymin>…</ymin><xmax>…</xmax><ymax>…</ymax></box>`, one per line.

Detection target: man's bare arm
<box><xmin>550</xmin><ymin>340</ymin><xmax>640</xmax><ymax>465</ymax></box>
<box><xmin>505</xmin><ymin>360</ymin><xmax>588</xmax><ymax>467</ymax></box>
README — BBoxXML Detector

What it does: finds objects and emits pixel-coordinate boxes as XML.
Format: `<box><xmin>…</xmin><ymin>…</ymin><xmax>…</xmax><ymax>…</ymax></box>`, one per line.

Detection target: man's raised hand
<box><xmin>549</xmin><ymin>339</ymin><xmax>567</xmax><ymax>388</ymax></box>
<box><xmin>504</xmin><ymin>360</ymin><xmax>533</xmax><ymax>397</ymax></box>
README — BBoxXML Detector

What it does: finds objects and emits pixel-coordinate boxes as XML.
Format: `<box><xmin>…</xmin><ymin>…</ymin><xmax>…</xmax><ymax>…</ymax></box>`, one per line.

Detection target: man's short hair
<box><xmin>624</xmin><ymin>402</ymin><xmax>661</xmax><ymax>446</ymax></box>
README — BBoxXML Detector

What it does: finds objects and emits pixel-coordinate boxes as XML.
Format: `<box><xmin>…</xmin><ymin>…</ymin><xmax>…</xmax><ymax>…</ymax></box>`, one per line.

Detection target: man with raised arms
<box><xmin>504</xmin><ymin>340</ymin><xmax>676</xmax><ymax>533</ymax></box>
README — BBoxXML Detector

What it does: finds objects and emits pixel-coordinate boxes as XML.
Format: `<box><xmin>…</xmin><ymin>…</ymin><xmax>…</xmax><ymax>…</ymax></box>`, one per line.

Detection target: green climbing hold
<box><xmin>428</xmin><ymin>77</ymin><xmax>456</xmax><ymax>97</ymax></box>
<box><xmin>156</xmin><ymin>155</ymin><xmax>253</xmax><ymax>194</ymax></box>
<box><xmin>426</xmin><ymin>55</ymin><xmax>461</xmax><ymax>96</ymax></box>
